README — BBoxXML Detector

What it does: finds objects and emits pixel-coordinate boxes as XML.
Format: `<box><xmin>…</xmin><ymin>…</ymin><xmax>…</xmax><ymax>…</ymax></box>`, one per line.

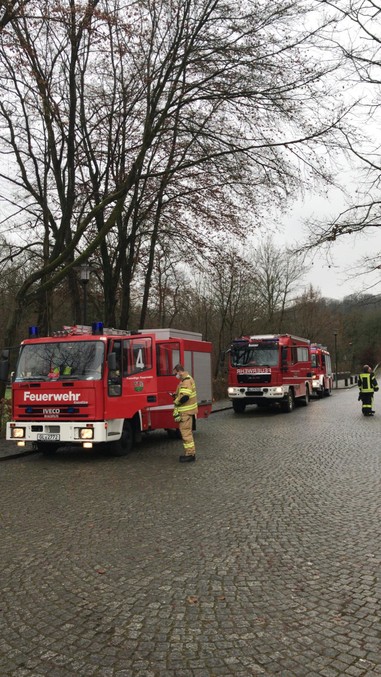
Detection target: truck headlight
<box><xmin>11</xmin><ymin>427</ymin><xmax>25</xmax><ymax>439</ymax></box>
<box><xmin>79</xmin><ymin>428</ymin><xmax>94</xmax><ymax>440</ymax></box>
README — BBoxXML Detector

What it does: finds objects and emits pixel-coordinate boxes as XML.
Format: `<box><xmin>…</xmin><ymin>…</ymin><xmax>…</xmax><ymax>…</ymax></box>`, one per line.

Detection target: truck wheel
<box><xmin>282</xmin><ymin>390</ymin><xmax>294</xmax><ymax>413</ymax></box>
<box><xmin>110</xmin><ymin>421</ymin><xmax>134</xmax><ymax>456</ymax></box>
<box><xmin>232</xmin><ymin>399</ymin><xmax>246</xmax><ymax>413</ymax></box>
<box><xmin>302</xmin><ymin>386</ymin><xmax>310</xmax><ymax>406</ymax></box>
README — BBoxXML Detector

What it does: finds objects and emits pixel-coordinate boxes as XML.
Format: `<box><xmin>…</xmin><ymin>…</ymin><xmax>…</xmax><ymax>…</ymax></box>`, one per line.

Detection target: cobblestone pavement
<box><xmin>1</xmin><ymin>388</ymin><xmax>381</xmax><ymax>677</ymax></box>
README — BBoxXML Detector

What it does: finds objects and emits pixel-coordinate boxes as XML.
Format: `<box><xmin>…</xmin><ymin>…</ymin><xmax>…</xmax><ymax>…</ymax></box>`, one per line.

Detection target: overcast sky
<box><xmin>276</xmin><ymin>181</ymin><xmax>381</xmax><ymax>301</ymax></box>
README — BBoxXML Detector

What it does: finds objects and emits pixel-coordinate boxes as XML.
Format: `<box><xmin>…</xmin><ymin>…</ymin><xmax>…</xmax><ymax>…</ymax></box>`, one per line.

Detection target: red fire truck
<box><xmin>4</xmin><ymin>324</ymin><xmax>212</xmax><ymax>456</ymax></box>
<box><xmin>310</xmin><ymin>343</ymin><xmax>333</xmax><ymax>397</ymax></box>
<box><xmin>227</xmin><ymin>333</ymin><xmax>313</xmax><ymax>413</ymax></box>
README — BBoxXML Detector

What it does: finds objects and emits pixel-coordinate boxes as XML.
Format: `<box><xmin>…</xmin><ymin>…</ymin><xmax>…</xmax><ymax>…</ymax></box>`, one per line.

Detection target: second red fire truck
<box><xmin>310</xmin><ymin>343</ymin><xmax>333</xmax><ymax>397</ymax></box>
<box><xmin>227</xmin><ymin>333</ymin><xmax>313</xmax><ymax>413</ymax></box>
<box><xmin>4</xmin><ymin>324</ymin><xmax>212</xmax><ymax>456</ymax></box>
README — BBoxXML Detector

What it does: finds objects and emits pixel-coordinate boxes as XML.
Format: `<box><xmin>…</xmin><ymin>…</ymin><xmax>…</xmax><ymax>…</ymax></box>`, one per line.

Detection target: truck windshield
<box><xmin>15</xmin><ymin>341</ymin><xmax>105</xmax><ymax>381</ymax></box>
<box><xmin>231</xmin><ymin>343</ymin><xmax>279</xmax><ymax>367</ymax></box>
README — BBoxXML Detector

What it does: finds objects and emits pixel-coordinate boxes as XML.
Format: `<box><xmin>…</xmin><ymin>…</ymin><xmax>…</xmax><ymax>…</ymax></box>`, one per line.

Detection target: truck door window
<box><xmin>292</xmin><ymin>346</ymin><xmax>309</xmax><ymax>363</ymax></box>
<box><xmin>156</xmin><ymin>343</ymin><xmax>180</xmax><ymax>375</ymax></box>
<box><xmin>297</xmin><ymin>347</ymin><xmax>309</xmax><ymax>362</ymax></box>
<box><xmin>122</xmin><ymin>338</ymin><xmax>152</xmax><ymax>376</ymax></box>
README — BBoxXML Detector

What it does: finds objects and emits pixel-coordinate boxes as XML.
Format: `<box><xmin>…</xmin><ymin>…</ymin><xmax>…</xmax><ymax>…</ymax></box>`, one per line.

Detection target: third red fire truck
<box><xmin>310</xmin><ymin>343</ymin><xmax>333</xmax><ymax>397</ymax></box>
<box><xmin>4</xmin><ymin>324</ymin><xmax>212</xmax><ymax>456</ymax></box>
<box><xmin>227</xmin><ymin>333</ymin><xmax>313</xmax><ymax>413</ymax></box>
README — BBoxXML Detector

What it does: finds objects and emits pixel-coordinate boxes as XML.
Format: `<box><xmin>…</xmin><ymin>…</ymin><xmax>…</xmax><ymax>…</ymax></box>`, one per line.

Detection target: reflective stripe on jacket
<box><xmin>174</xmin><ymin>372</ymin><xmax>198</xmax><ymax>415</ymax></box>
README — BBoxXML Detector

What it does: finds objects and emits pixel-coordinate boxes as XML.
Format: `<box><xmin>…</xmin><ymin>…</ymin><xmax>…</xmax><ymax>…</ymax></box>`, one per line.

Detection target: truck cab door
<box><xmin>156</xmin><ymin>341</ymin><xmax>180</xmax><ymax>404</ymax></box>
<box><xmin>106</xmin><ymin>337</ymin><xmax>157</xmax><ymax>420</ymax></box>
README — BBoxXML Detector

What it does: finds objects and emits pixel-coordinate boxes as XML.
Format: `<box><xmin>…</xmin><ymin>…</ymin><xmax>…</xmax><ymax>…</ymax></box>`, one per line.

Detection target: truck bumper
<box><xmin>6</xmin><ymin>419</ymin><xmax>124</xmax><ymax>447</ymax></box>
<box><xmin>228</xmin><ymin>386</ymin><xmax>287</xmax><ymax>401</ymax></box>
<box><xmin>312</xmin><ymin>378</ymin><xmax>324</xmax><ymax>395</ymax></box>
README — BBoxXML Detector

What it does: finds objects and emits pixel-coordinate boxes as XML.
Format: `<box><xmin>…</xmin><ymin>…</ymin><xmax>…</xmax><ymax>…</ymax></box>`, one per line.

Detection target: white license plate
<box><xmin>247</xmin><ymin>389</ymin><xmax>262</xmax><ymax>395</ymax></box>
<box><xmin>37</xmin><ymin>433</ymin><xmax>60</xmax><ymax>441</ymax></box>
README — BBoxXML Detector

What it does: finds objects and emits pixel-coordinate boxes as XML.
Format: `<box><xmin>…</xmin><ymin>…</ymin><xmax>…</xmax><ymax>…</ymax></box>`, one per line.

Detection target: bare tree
<box><xmin>0</xmin><ymin>0</ymin><xmax>32</xmax><ymax>29</ymax></box>
<box><xmin>285</xmin><ymin>285</ymin><xmax>334</xmax><ymax>340</ymax></box>
<box><xmin>0</xmin><ymin>0</ymin><xmax>352</xmax><ymax>370</ymax></box>
<box><xmin>301</xmin><ymin>0</ymin><xmax>381</xmax><ymax>278</ymax></box>
<box><xmin>248</xmin><ymin>237</ymin><xmax>306</xmax><ymax>331</ymax></box>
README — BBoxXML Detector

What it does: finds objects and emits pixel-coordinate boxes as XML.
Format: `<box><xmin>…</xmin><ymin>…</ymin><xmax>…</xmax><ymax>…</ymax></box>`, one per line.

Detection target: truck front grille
<box><xmin>237</xmin><ymin>373</ymin><xmax>271</xmax><ymax>384</ymax></box>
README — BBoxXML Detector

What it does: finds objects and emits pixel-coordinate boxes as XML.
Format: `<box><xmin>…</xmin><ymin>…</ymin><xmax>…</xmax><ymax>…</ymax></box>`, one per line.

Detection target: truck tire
<box><xmin>281</xmin><ymin>389</ymin><xmax>294</xmax><ymax>413</ymax></box>
<box><xmin>302</xmin><ymin>386</ymin><xmax>310</xmax><ymax>406</ymax></box>
<box><xmin>232</xmin><ymin>399</ymin><xmax>246</xmax><ymax>413</ymax></box>
<box><xmin>109</xmin><ymin>421</ymin><xmax>134</xmax><ymax>456</ymax></box>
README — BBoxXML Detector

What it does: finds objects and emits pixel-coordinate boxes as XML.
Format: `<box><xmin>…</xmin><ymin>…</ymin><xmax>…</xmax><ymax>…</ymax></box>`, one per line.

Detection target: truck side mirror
<box><xmin>281</xmin><ymin>347</ymin><xmax>288</xmax><ymax>371</ymax></box>
<box><xmin>108</xmin><ymin>352</ymin><xmax>117</xmax><ymax>371</ymax></box>
<box><xmin>107</xmin><ymin>351</ymin><xmax>122</xmax><ymax>396</ymax></box>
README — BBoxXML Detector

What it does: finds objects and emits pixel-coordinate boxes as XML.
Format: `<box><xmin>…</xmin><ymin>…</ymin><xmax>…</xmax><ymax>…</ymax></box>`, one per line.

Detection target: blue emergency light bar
<box><xmin>92</xmin><ymin>322</ymin><xmax>104</xmax><ymax>335</ymax></box>
<box><xmin>29</xmin><ymin>326</ymin><xmax>39</xmax><ymax>337</ymax></box>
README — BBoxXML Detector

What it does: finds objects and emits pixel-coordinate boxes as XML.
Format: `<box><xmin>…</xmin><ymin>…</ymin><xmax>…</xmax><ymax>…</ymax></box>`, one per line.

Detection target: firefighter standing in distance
<box><xmin>172</xmin><ymin>364</ymin><xmax>198</xmax><ymax>463</ymax></box>
<box><xmin>358</xmin><ymin>364</ymin><xmax>379</xmax><ymax>416</ymax></box>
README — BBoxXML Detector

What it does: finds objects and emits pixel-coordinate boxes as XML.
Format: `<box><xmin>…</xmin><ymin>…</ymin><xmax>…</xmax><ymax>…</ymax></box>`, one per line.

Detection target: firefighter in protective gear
<box><xmin>358</xmin><ymin>365</ymin><xmax>378</xmax><ymax>416</ymax></box>
<box><xmin>173</xmin><ymin>363</ymin><xmax>198</xmax><ymax>462</ymax></box>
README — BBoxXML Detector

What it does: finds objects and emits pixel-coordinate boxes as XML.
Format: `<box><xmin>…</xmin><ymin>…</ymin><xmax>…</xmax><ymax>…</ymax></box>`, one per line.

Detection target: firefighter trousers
<box><xmin>179</xmin><ymin>414</ymin><xmax>196</xmax><ymax>456</ymax></box>
<box><xmin>359</xmin><ymin>392</ymin><xmax>374</xmax><ymax>416</ymax></box>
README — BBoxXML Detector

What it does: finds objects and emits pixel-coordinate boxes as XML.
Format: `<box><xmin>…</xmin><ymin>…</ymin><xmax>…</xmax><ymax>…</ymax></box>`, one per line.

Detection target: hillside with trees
<box><xmin>1</xmin><ymin>235</ymin><xmax>380</xmax><ymax>397</ymax></box>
